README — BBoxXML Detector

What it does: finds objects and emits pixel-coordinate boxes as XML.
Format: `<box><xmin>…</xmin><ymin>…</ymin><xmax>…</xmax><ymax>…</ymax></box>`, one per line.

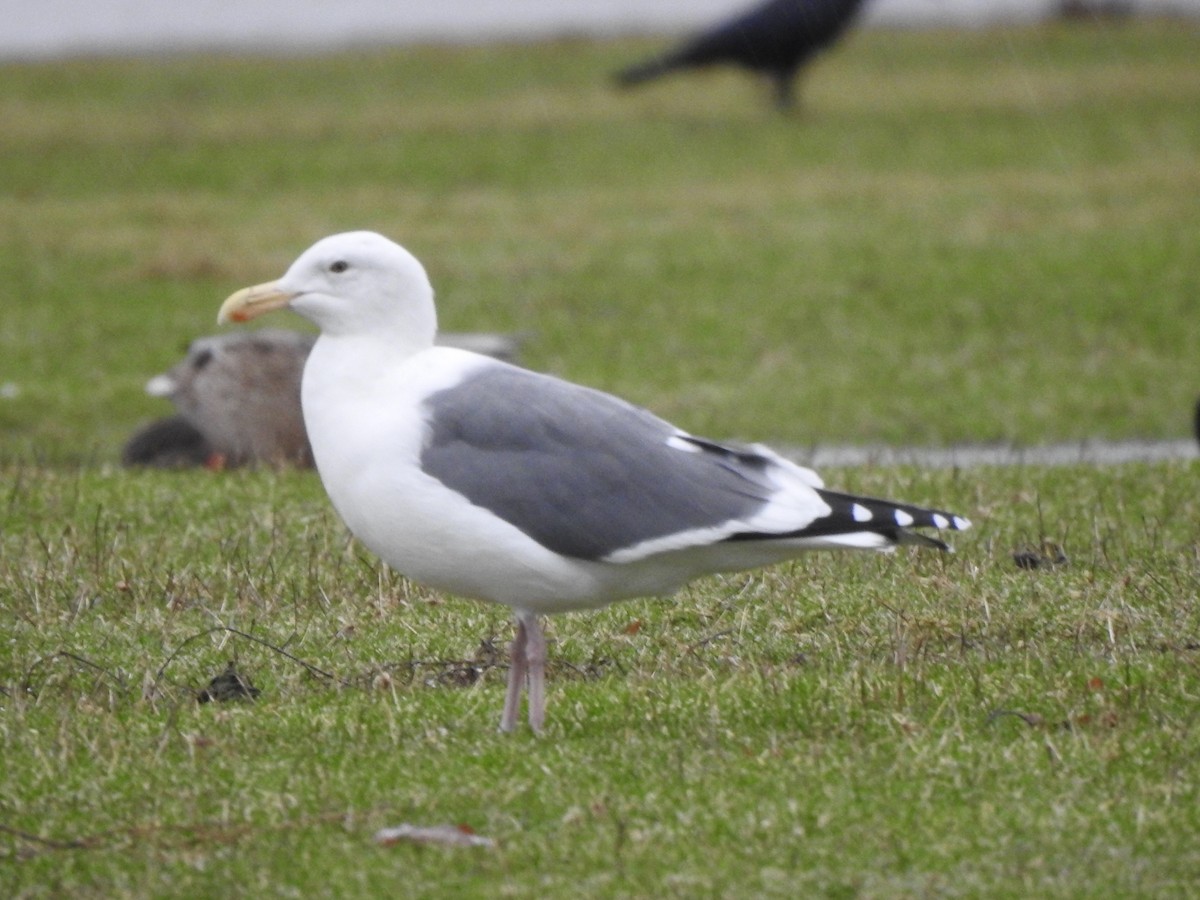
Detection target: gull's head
<box><xmin>218</xmin><ymin>231</ymin><xmax>436</xmax><ymax>342</ymax></box>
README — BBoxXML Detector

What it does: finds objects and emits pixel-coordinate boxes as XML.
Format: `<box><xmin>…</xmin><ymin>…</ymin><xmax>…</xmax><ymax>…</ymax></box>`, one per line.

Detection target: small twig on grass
<box><xmin>685</xmin><ymin>628</ymin><xmax>736</xmax><ymax>657</ymax></box>
<box><xmin>556</xmin><ymin>655</ymin><xmax>622</xmax><ymax>680</ymax></box>
<box><xmin>0</xmin><ymin>822</ymin><xmax>93</xmax><ymax>856</ymax></box>
<box><xmin>154</xmin><ymin>626</ymin><xmax>613</xmax><ymax>706</ymax></box>
<box><xmin>1</xmin><ymin>807</ymin><xmax>397</xmax><ymax>860</ymax></box>
<box><xmin>152</xmin><ymin>625</ymin><xmax>351</xmax><ymax>697</ymax></box>
<box><xmin>19</xmin><ymin>650</ymin><xmax>127</xmax><ymax>698</ymax></box>
<box><xmin>986</xmin><ymin>708</ymin><xmax>1046</xmax><ymax>728</ymax></box>
<box><xmin>369</xmin><ymin>641</ymin><xmax>616</xmax><ymax>691</ymax></box>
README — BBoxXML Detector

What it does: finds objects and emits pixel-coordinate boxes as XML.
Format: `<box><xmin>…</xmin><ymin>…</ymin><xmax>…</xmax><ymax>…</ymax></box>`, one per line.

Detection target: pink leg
<box><xmin>500</xmin><ymin>617</ymin><xmax>528</xmax><ymax>733</ymax></box>
<box><xmin>523</xmin><ymin>614</ymin><xmax>546</xmax><ymax>734</ymax></box>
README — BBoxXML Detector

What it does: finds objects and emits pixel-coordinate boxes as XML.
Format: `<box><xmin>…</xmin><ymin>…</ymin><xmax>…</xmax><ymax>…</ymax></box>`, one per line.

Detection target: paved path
<box><xmin>10</xmin><ymin>1</ymin><xmax>1195</xmax><ymax>61</ymax></box>
<box><xmin>789</xmin><ymin>438</ymin><xmax>1197</xmax><ymax>469</ymax></box>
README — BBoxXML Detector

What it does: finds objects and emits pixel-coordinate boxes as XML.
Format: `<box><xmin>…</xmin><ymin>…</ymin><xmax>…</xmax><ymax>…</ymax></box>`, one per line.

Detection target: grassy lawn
<box><xmin>1</xmin><ymin>22</ymin><xmax>1198</xmax><ymax>457</ymax></box>
<box><xmin>2</xmin><ymin>20</ymin><xmax>1200</xmax><ymax>897</ymax></box>
<box><xmin>2</xmin><ymin>462</ymin><xmax>1198</xmax><ymax>896</ymax></box>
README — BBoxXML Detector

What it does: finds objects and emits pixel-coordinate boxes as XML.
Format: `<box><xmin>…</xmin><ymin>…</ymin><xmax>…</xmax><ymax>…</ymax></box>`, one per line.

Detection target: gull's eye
<box><xmin>330</xmin><ymin>260</ymin><xmax>349</xmax><ymax>274</ymax></box>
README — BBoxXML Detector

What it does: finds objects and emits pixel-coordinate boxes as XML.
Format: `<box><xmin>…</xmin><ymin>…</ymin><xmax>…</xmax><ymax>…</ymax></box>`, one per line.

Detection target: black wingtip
<box><xmin>721</xmin><ymin>492</ymin><xmax>970</xmax><ymax>552</ymax></box>
<box><xmin>804</xmin><ymin>490</ymin><xmax>972</xmax><ymax>552</ymax></box>
<box><xmin>820</xmin><ymin>490</ymin><xmax>972</xmax><ymax>534</ymax></box>
<box><xmin>895</xmin><ymin>530</ymin><xmax>952</xmax><ymax>552</ymax></box>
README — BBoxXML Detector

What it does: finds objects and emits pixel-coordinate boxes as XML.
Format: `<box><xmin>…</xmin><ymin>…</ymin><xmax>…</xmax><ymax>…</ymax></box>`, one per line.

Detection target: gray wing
<box><xmin>419</xmin><ymin>365</ymin><xmax>780</xmax><ymax>561</ymax></box>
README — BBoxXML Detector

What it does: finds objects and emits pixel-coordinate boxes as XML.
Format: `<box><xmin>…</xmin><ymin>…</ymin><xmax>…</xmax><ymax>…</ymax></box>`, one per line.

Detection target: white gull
<box><xmin>218</xmin><ymin>231</ymin><xmax>970</xmax><ymax>732</ymax></box>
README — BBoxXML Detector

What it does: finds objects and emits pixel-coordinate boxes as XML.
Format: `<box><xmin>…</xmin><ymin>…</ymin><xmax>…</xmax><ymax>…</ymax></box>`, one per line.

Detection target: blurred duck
<box><xmin>123</xmin><ymin>329</ymin><xmax>524</xmax><ymax>469</ymax></box>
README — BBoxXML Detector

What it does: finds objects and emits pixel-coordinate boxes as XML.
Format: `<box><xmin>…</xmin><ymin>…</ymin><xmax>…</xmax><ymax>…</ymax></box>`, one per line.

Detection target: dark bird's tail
<box><xmin>614</xmin><ymin>57</ymin><xmax>678</xmax><ymax>88</ymax></box>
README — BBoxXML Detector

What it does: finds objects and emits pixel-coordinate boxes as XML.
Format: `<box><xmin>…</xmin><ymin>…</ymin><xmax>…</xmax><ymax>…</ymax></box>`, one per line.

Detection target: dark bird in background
<box><xmin>123</xmin><ymin>329</ymin><xmax>524</xmax><ymax>469</ymax></box>
<box><xmin>614</xmin><ymin>0</ymin><xmax>868</xmax><ymax>110</ymax></box>
<box><xmin>121</xmin><ymin>414</ymin><xmax>212</xmax><ymax>469</ymax></box>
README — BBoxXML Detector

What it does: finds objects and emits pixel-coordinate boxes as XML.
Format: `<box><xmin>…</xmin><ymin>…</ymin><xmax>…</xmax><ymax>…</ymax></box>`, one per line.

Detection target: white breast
<box><xmin>300</xmin><ymin>340</ymin><xmax>628</xmax><ymax>611</ymax></box>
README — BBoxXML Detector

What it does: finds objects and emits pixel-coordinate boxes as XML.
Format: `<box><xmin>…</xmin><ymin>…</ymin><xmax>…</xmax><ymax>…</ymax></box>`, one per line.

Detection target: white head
<box><xmin>218</xmin><ymin>231</ymin><xmax>438</xmax><ymax>348</ymax></box>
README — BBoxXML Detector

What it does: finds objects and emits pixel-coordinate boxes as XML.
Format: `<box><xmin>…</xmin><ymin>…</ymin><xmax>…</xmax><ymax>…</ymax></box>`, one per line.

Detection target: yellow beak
<box><xmin>217</xmin><ymin>280</ymin><xmax>295</xmax><ymax>324</ymax></box>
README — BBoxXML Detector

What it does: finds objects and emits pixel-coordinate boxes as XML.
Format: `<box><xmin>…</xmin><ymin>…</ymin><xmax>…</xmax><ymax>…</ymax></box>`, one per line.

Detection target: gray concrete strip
<box><xmin>785</xmin><ymin>438</ymin><xmax>1197</xmax><ymax>469</ymax></box>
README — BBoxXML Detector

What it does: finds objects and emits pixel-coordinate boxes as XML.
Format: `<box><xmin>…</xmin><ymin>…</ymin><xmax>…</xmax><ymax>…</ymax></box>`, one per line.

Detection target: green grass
<box><xmin>1</xmin><ymin>23</ymin><xmax>1199</xmax><ymax>460</ymax></box>
<box><xmin>2</xmin><ymin>462</ymin><xmax>1199</xmax><ymax>896</ymax></box>
<box><xmin>3</xmin><ymin>22</ymin><xmax>1200</xmax><ymax>897</ymax></box>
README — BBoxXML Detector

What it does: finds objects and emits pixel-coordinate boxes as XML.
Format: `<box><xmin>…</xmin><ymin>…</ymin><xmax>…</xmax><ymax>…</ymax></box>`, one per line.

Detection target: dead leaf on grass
<box><xmin>986</xmin><ymin>709</ymin><xmax>1046</xmax><ymax>727</ymax></box>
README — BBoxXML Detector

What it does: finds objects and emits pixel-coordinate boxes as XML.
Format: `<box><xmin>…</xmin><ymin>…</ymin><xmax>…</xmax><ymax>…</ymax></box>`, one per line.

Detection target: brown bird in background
<box><xmin>124</xmin><ymin>329</ymin><xmax>524</xmax><ymax>469</ymax></box>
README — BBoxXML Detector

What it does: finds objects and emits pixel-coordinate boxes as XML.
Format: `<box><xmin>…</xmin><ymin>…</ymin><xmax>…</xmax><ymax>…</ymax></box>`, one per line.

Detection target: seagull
<box><xmin>145</xmin><ymin>329</ymin><xmax>316</xmax><ymax>468</ymax></box>
<box><xmin>218</xmin><ymin>231</ymin><xmax>970</xmax><ymax>732</ymax></box>
<box><xmin>614</xmin><ymin>0</ymin><xmax>869</xmax><ymax>110</ymax></box>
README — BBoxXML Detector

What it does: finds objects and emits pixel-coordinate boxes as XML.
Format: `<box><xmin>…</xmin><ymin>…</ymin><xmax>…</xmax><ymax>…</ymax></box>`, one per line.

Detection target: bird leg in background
<box><xmin>500</xmin><ymin>611</ymin><xmax>547</xmax><ymax>733</ymax></box>
<box><xmin>773</xmin><ymin>67</ymin><xmax>799</xmax><ymax>110</ymax></box>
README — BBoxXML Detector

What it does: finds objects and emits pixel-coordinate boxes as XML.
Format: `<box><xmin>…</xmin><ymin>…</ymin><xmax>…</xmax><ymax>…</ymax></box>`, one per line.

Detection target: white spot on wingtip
<box><xmin>932</xmin><ymin>513</ymin><xmax>949</xmax><ymax>529</ymax></box>
<box><xmin>953</xmin><ymin>516</ymin><xmax>972</xmax><ymax>530</ymax></box>
<box><xmin>666</xmin><ymin>434</ymin><xmax>701</xmax><ymax>453</ymax></box>
<box><xmin>852</xmin><ymin>503</ymin><xmax>873</xmax><ymax>522</ymax></box>
<box><xmin>894</xmin><ymin>509</ymin><xmax>915</xmax><ymax>527</ymax></box>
